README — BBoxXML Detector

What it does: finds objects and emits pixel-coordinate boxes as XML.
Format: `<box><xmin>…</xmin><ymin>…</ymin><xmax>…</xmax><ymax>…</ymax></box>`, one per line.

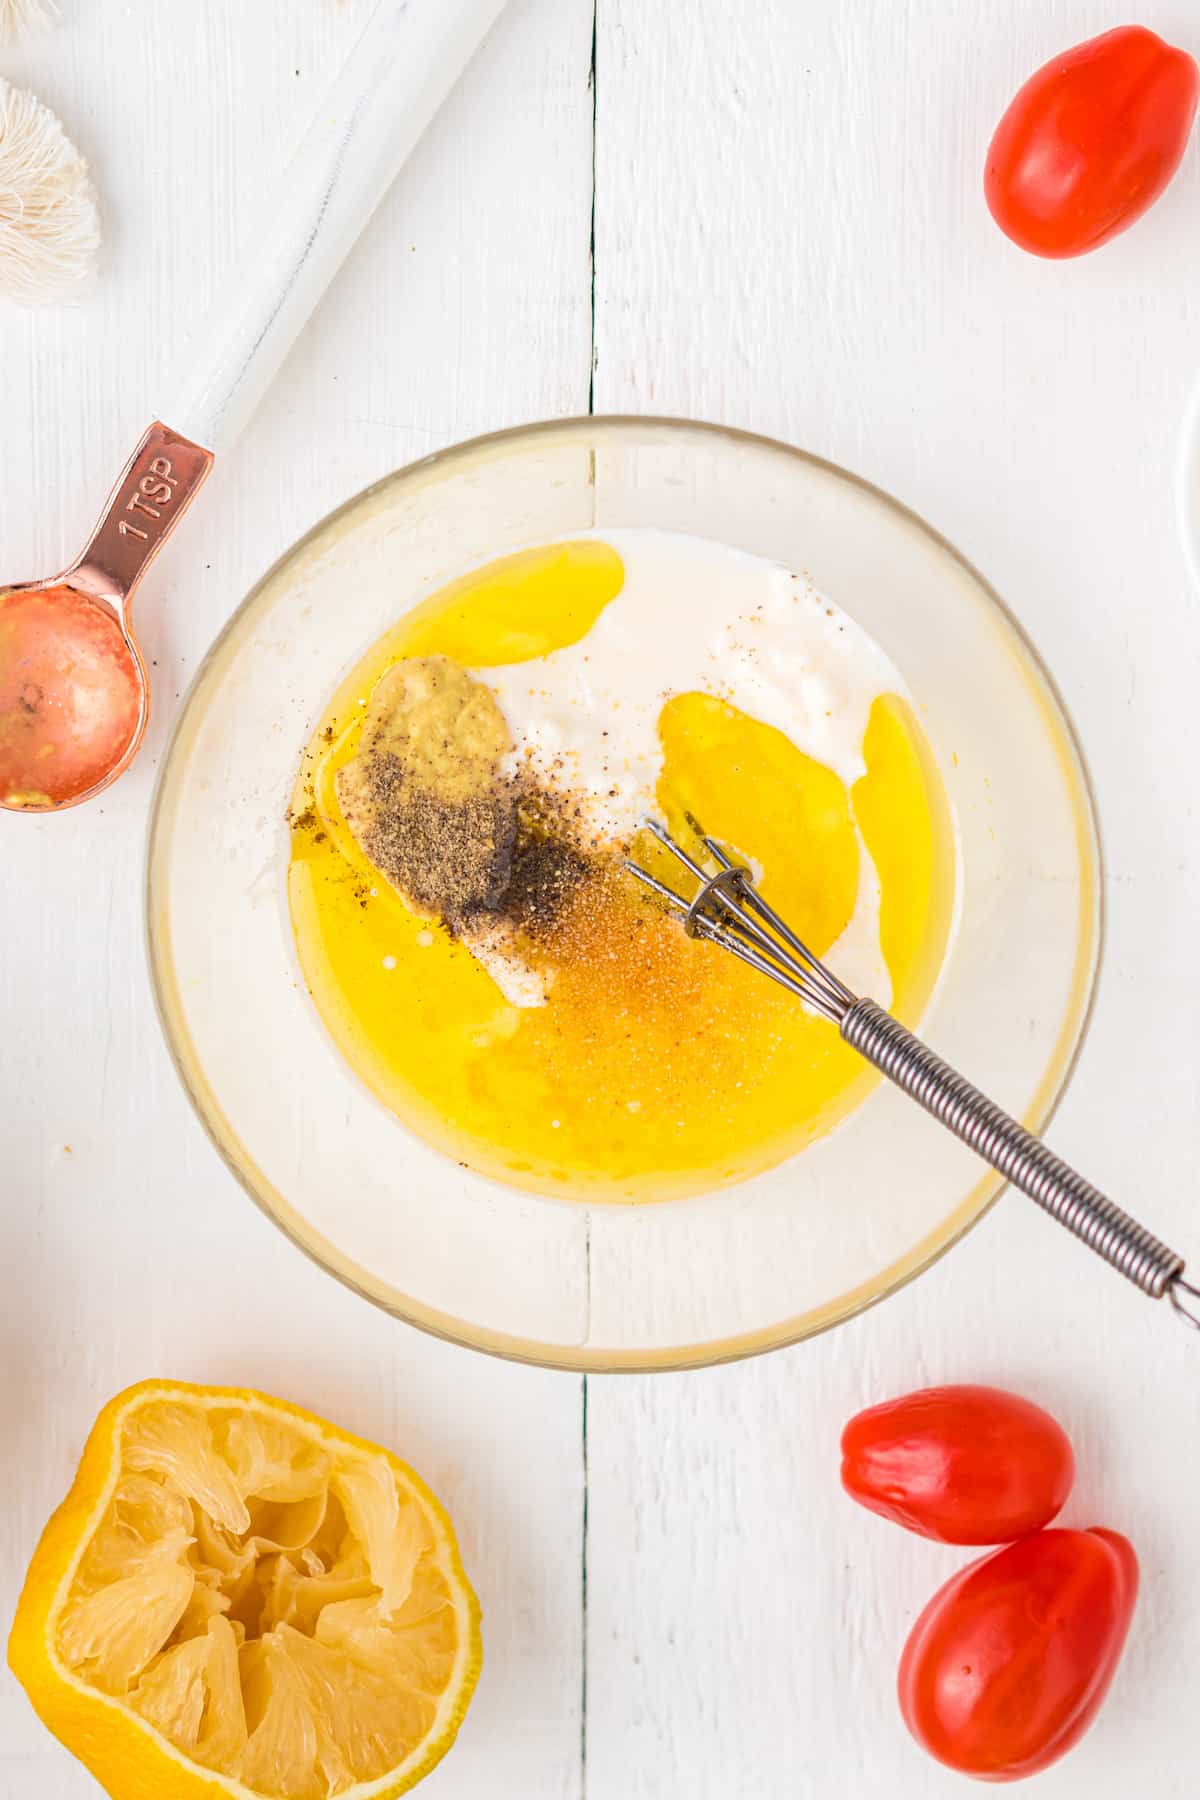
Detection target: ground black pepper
<box><xmin>355</xmin><ymin>750</ymin><xmax>519</xmax><ymax>923</ymax></box>
<box><xmin>499</xmin><ymin>814</ymin><xmax>592</xmax><ymax>938</ymax></box>
<box><xmin>353</xmin><ymin>753</ymin><xmax>593</xmax><ymax>939</ymax></box>
<box><xmin>329</xmin><ymin>656</ymin><xmax>602</xmax><ymax>953</ymax></box>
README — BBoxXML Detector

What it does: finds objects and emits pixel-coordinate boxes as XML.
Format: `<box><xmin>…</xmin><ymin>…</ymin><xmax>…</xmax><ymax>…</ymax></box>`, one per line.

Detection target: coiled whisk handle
<box><xmin>626</xmin><ymin>820</ymin><xmax>1200</xmax><ymax>1334</ymax></box>
<box><xmin>842</xmin><ymin>999</ymin><xmax>1200</xmax><ymax>1328</ymax></box>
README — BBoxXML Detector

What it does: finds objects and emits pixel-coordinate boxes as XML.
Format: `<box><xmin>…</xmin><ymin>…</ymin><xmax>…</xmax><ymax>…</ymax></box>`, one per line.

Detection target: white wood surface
<box><xmin>4</xmin><ymin>2</ymin><xmax>1200</xmax><ymax>1796</ymax></box>
<box><xmin>0</xmin><ymin>5</ymin><xmax>592</xmax><ymax>1797</ymax></box>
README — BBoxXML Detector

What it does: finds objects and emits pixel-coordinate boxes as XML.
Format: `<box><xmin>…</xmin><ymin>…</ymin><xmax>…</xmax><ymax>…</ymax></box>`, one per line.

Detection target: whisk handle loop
<box><xmin>842</xmin><ymin>999</ymin><xmax>1188</xmax><ymax>1305</ymax></box>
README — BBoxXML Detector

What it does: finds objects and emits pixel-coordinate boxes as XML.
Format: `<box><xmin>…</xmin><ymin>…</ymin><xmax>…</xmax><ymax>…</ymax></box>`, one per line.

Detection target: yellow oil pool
<box><xmin>289</xmin><ymin>535</ymin><xmax>956</xmax><ymax>1201</ymax></box>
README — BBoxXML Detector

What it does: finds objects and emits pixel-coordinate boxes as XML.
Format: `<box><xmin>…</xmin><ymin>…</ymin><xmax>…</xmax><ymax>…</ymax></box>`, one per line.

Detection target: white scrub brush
<box><xmin>0</xmin><ymin>76</ymin><xmax>100</xmax><ymax>303</ymax></box>
<box><xmin>0</xmin><ymin>0</ymin><xmax>58</xmax><ymax>42</ymax></box>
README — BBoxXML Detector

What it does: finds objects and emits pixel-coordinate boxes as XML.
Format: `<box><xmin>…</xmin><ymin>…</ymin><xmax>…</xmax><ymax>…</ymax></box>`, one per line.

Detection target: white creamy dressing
<box><xmin>474</xmin><ymin>529</ymin><xmax>909</xmax><ymax>1008</ymax></box>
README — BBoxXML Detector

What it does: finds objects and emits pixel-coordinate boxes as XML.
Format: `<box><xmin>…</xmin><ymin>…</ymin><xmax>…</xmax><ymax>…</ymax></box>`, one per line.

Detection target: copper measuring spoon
<box><xmin>0</xmin><ymin>0</ymin><xmax>510</xmax><ymax>814</ymax></box>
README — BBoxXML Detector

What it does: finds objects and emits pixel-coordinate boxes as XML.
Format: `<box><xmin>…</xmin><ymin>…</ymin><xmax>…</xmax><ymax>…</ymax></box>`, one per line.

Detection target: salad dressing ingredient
<box><xmin>898</xmin><ymin>1527</ymin><xmax>1139</xmax><ymax>1780</ymax></box>
<box><xmin>336</xmin><ymin>656</ymin><xmax>517</xmax><ymax>923</ymax></box>
<box><xmin>289</xmin><ymin>536</ymin><xmax>956</xmax><ymax>1200</ymax></box>
<box><xmin>985</xmin><ymin>26</ymin><xmax>1199</xmax><ymax>259</ymax></box>
<box><xmin>841</xmin><ymin>1384</ymin><xmax>1074</xmax><ymax>1545</ymax></box>
<box><xmin>8</xmin><ymin>1380</ymin><xmax>481</xmax><ymax>1800</ymax></box>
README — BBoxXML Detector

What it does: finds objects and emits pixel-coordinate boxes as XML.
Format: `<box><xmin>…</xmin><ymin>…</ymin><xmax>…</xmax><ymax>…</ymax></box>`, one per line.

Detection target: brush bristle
<box><xmin>0</xmin><ymin>76</ymin><xmax>100</xmax><ymax>304</ymax></box>
<box><xmin>0</xmin><ymin>0</ymin><xmax>58</xmax><ymax>42</ymax></box>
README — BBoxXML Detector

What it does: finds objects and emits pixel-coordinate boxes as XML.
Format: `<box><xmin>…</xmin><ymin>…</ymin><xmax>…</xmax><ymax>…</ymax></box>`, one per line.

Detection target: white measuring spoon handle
<box><xmin>162</xmin><ymin>0</ymin><xmax>509</xmax><ymax>455</ymax></box>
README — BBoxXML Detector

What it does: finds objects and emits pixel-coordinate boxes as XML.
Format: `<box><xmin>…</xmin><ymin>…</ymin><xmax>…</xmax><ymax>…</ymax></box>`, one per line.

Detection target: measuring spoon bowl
<box><xmin>0</xmin><ymin>423</ymin><xmax>212</xmax><ymax>813</ymax></box>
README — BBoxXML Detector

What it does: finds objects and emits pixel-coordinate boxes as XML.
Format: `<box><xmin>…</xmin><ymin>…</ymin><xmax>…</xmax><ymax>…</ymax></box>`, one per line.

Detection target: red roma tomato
<box><xmin>985</xmin><ymin>26</ymin><xmax>1199</xmax><ymax>258</ymax></box>
<box><xmin>841</xmin><ymin>1385</ymin><xmax>1074</xmax><ymax>1545</ymax></box>
<box><xmin>899</xmin><ymin>1528</ymin><xmax>1139</xmax><ymax>1781</ymax></box>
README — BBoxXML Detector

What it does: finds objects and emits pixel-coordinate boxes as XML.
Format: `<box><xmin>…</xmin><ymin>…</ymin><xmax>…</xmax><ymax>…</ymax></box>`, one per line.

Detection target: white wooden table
<box><xmin>4</xmin><ymin>3</ymin><xmax>1200</xmax><ymax>1794</ymax></box>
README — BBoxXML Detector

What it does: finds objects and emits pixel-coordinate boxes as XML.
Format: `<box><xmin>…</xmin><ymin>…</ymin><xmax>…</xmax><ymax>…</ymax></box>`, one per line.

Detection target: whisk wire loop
<box><xmin>633</xmin><ymin>819</ymin><xmax>852</xmax><ymax>1023</ymax></box>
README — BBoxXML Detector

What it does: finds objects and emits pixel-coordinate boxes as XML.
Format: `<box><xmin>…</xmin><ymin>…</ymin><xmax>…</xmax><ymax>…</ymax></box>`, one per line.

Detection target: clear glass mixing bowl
<box><xmin>147</xmin><ymin>417</ymin><xmax>1100</xmax><ymax>1371</ymax></box>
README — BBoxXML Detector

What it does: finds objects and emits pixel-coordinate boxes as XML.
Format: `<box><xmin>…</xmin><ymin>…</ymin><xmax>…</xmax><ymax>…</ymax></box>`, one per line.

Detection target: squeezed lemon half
<box><xmin>7</xmin><ymin>1381</ymin><xmax>481</xmax><ymax>1800</ymax></box>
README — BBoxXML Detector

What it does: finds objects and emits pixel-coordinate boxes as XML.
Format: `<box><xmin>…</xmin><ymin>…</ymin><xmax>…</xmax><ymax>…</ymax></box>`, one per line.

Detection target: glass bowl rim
<box><xmin>145</xmin><ymin>412</ymin><xmax>1104</xmax><ymax>1373</ymax></box>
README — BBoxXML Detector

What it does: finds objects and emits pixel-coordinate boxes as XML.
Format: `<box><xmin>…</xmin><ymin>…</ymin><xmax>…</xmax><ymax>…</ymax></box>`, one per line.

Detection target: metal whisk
<box><xmin>627</xmin><ymin>818</ymin><xmax>1200</xmax><ymax>1333</ymax></box>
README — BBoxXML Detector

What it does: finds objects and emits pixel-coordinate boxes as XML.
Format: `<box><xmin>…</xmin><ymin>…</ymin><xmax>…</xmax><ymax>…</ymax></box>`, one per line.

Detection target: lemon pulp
<box><xmin>288</xmin><ymin>540</ymin><xmax>955</xmax><ymax>1201</ymax></box>
<box><xmin>11</xmin><ymin>1384</ymin><xmax>480</xmax><ymax>1800</ymax></box>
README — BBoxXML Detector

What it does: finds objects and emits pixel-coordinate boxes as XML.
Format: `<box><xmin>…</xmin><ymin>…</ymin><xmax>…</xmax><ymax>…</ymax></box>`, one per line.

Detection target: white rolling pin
<box><xmin>166</xmin><ymin>0</ymin><xmax>511</xmax><ymax>455</ymax></box>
